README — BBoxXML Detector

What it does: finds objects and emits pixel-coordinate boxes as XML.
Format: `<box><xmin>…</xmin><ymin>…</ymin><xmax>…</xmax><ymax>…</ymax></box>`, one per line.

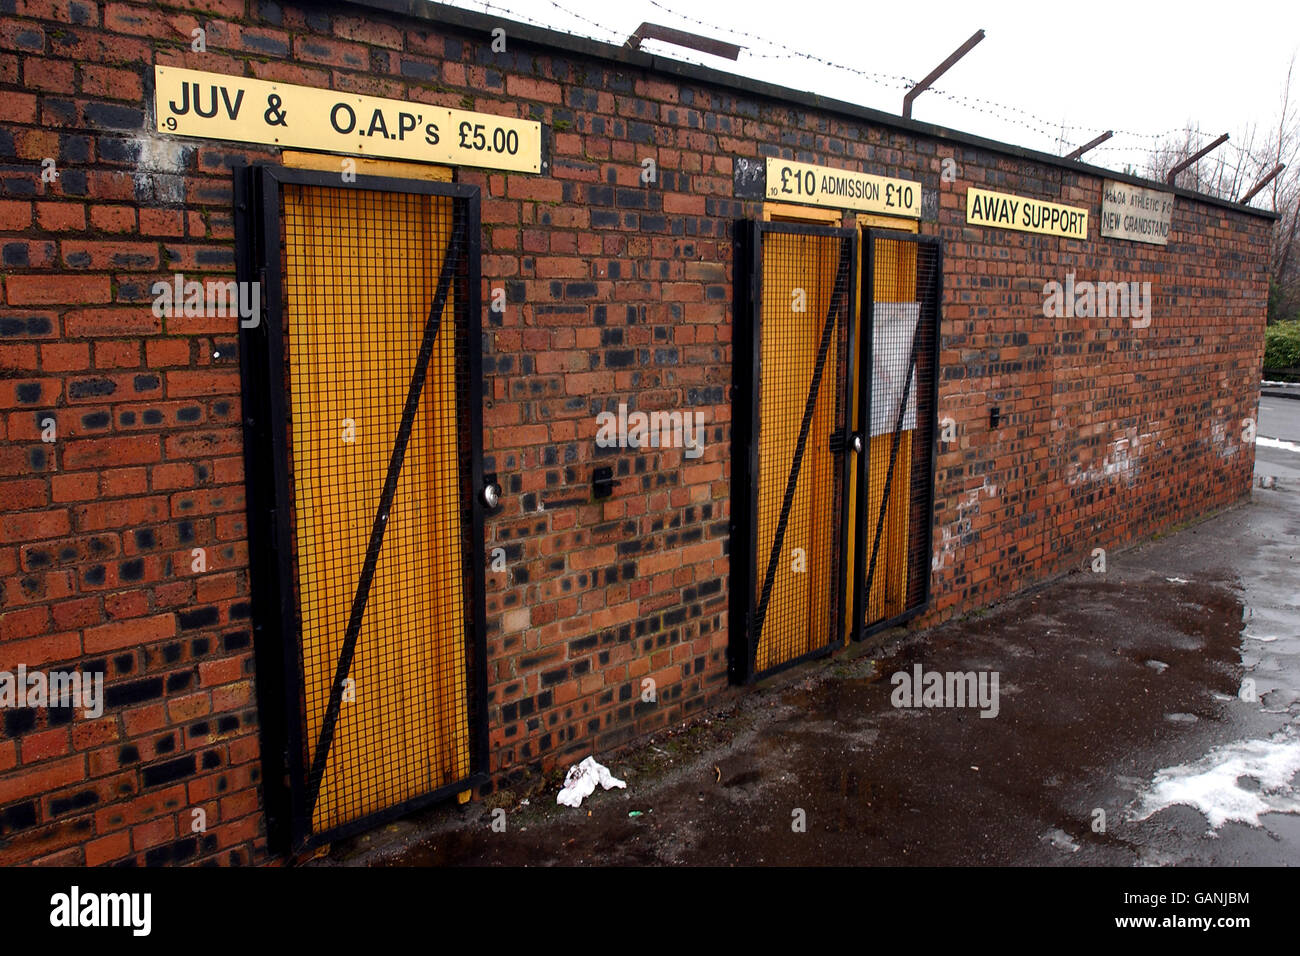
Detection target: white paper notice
<box><xmin>870</xmin><ymin>302</ymin><xmax>919</xmax><ymax>437</ymax></box>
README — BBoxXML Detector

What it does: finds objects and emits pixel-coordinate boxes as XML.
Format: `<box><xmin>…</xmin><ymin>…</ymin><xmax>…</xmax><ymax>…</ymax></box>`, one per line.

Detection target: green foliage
<box><xmin>1264</xmin><ymin>319</ymin><xmax>1300</xmax><ymax>375</ymax></box>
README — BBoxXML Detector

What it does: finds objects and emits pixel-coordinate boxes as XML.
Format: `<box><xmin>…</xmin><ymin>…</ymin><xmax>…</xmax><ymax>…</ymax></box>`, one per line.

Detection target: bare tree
<box><xmin>1148</xmin><ymin>54</ymin><xmax>1300</xmax><ymax>322</ymax></box>
<box><xmin>1264</xmin><ymin>56</ymin><xmax>1300</xmax><ymax>321</ymax></box>
<box><xmin>1148</xmin><ymin>124</ymin><xmax>1258</xmax><ymax>199</ymax></box>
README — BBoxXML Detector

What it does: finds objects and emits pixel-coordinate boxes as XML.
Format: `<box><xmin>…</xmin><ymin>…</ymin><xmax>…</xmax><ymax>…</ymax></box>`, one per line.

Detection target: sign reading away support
<box><xmin>966</xmin><ymin>187</ymin><xmax>1088</xmax><ymax>239</ymax></box>
<box><xmin>766</xmin><ymin>158</ymin><xmax>921</xmax><ymax>217</ymax></box>
<box><xmin>1100</xmin><ymin>180</ymin><xmax>1174</xmax><ymax>245</ymax></box>
<box><xmin>154</xmin><ymin>66</ymin><xmax>542</xmax><ymax>173</ymax></box>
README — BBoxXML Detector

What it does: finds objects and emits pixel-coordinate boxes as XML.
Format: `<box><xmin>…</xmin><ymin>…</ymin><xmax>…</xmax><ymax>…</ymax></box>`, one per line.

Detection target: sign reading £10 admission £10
<box><xmin>965</xmin><ymin>187</ymin><xmax>1088</xmax><ymax>239</ymax></box>
<box><xmin>154</xmin><ymin>66</ymin><xmax>542</xmax><ymax>174</ymax></box>
<box><xmin>766</xmin><ymin>158</ymin><xmax>921</xmax><ymax>217</ymax></box>
<box><xmin>1100</xmin><ymin>180</ymin><xmax>1174</xmax><ymax>246</ymax></box>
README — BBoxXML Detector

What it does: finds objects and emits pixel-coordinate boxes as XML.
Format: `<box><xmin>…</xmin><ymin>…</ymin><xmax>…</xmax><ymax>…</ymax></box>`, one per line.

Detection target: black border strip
<box><xmin>236</xmin><ymin>165</ymin><xmax>292</xmax><ymax>853</ymax></box>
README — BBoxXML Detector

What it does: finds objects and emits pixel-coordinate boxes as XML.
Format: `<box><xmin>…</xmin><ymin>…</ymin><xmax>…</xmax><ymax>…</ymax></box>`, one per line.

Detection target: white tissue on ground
<box><xmin>556</xmin><ymin>756</ymin><xmax>626</xmax><ymax>807</ymax></box>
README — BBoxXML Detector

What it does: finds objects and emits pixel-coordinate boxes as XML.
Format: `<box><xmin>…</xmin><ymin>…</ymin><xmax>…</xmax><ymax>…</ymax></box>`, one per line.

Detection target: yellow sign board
<box><xmin>966</xmin><ymin>187</ymin><xmax>1088</xmax><ymax>239</ymax></box>
<box><xmin>154</xmin><ymin>66</ymin><xmax>541</xmax><ymax>173</ymax></box>
<box><xmin>766</xmin><ymin>158</ymin><xmax>921</xmax><ymax>217</ymax></box>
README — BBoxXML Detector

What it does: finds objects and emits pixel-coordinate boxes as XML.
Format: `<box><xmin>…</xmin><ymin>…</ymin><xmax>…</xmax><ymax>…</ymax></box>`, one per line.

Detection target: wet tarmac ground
<box><xmin>330</xmin><ymin>403</ymin><xmax>1300</xmax><ymax>867</ymax></box>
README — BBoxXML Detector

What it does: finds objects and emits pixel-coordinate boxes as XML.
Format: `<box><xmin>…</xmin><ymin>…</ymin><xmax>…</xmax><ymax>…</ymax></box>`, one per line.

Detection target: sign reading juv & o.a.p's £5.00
<box><xmin>154</xmin><ymin>66</ymin><xmax>542</xmax><ymax>173</ymax></box>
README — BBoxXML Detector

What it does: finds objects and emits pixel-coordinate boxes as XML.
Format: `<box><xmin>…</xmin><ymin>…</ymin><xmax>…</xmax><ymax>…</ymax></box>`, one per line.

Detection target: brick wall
<box><xmin>0</xmin><ymin>0</ymin><xmax>1271</xmax><ymax>865</ymax></box>
<box><xmin>932</xmin><ymin>172</ymin><xmax>1267</xmax><ymax>614</ymax></box>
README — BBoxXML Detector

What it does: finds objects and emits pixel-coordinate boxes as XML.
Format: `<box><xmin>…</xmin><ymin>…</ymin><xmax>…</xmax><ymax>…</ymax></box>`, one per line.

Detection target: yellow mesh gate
<box><xmin>843</xmin><ymin>216</ymin><xmax>918</xmax><ymax>640</ymax></box>
<box><xmin>243</xmin><ymin>175</ymin><xmax>483</xmax><ymax>842</ymax></box>
<box><xmin>282</xmin><ymin>185</ymin><xmax>467</xmax><ymax>833</ymax></box>
<box><xmin>733</xmin><ymin>222</ymin><xmax>857</xmax><ymax>679</ymax></box>
<box><xmin>859</xmin><ymin>231</ymin><xmax>942</xmax><ymax>635</ymax></box>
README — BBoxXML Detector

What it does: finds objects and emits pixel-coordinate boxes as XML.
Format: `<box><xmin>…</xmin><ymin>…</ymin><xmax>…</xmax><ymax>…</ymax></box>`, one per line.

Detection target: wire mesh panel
<box><xmin>241</xmin><ymin>168</ymin><xmax>485</xmax><ymax>849</ymax></box>
<box><xmin>733</xmin><ymin>221</ymin><xmax>857</xmax><ymax>681</ymax></box>
<box><xmin>859</xmin><ymin>231</ymin><xmax>941</xmax><ymax>634</ymax></box>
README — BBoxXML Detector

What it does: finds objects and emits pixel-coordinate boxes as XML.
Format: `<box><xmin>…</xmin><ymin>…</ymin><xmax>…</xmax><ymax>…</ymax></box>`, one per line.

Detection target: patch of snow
<box><xmin>1257</xmin><ymin>436</ymin><xmax>1300</xmax><ymax>454</ymax></box>
<box><xmin>1130</xmin><ymin>727</ymin><xmax>1300</xmax><ymax>829</ymax></box>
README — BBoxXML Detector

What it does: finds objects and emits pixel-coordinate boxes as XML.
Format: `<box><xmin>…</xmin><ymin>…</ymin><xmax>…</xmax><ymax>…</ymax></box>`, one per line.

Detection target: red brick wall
<box><xmin>0</xmin><ymin>0</ymin><xmax>1271</xmax><ymax>865</ymax></box>
<box><xmin>932</xmin><ymin>170</ymin><xmax>1268</xmax><ymax>614</ymax></box>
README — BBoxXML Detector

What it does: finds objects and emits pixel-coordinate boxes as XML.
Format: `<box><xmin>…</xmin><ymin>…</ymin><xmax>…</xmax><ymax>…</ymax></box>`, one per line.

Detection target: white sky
<box><xmin>440</xmin><ymin>0</ymin><xmax>1300</xmax><ymax>197</ymax></box>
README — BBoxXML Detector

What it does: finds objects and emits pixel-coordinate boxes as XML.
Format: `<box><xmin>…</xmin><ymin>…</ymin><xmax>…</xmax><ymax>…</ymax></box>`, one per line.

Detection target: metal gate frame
<box><xmin>730</xmin><ymin>219</ymin><xmax>859</xmax><ymax>683</ymax></box>
<box><xmin>235</xmin><ymin>165</ymin><xmax>489</xmax><ymax>853</ymax></box>
<box><xmin>855</xmin><ymin>228</ymin><xmax>942</xmax><ymax>641</ymax></box>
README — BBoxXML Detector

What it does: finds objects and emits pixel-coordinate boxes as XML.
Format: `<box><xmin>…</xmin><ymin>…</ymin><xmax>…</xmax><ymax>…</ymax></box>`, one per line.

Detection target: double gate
<box><xmin>732</xmin><ymin>222</ymin><xmax>941</xmax><ymax>681</ymax></box>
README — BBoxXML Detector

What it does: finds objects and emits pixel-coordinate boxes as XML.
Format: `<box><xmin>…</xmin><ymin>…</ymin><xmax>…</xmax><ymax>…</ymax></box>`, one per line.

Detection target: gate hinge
<box><xmin>257</xmin><ymin>266</ymin><xmax>269</xmax><ymax>329</ymax></box>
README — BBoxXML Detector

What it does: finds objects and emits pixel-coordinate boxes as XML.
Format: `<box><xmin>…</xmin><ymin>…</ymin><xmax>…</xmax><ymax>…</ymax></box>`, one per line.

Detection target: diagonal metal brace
<box><xmin>751</xmin><ymin>241</ymin><xmax>851</xmax><ymax>659</ymax></box>
<box><xmin>304</xmin><ymin>230</ymin><xmax>460</xmax><ymax>822</ymax></box>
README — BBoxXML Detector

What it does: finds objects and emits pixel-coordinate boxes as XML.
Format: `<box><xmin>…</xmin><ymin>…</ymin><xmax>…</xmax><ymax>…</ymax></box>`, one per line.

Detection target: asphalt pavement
<box><xmin>327</xmin><ymin>396</ymin><xmax>1300</xmax><ymax>866</ymax></box>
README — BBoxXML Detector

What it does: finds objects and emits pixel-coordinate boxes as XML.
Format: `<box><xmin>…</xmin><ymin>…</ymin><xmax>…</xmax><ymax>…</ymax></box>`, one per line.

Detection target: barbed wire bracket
<box><xmin>625</xmin><ymin>22</ymin><xmax>742</xmax><ymax>60</ymax></box>
<box><xmin>1064</xmin><ymin>130</ymin><xmax>1113</xmax><ymax>161</ymax></box>
<box><xmin>902</xmin><ymin>29</ymin><xmax>985</xmax><ymax>119</ymax></box>
<box><xmin>1165</xmin><ymin>132</ymin><xmax>1229</xmax><ymax>184</ymax></box>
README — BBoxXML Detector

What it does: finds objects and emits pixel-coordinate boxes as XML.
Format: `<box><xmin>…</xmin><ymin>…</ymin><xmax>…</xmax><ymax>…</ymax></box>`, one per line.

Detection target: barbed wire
<box><xmin>644</xmin><ymin>0</ymin><xmax>916</xmax><ymax>89</ymax></box>
<box><xmin>460</xmin><ymin>0</ymin><xmax>622</xmax><ymax>42</ymax></box>
<box><xmin>641</xmin><ymin>0</ymin><xmax>1218</xmax><ymax>148</ymax></box>
<box><xmin>545</xmin><ymin>0</ymin><xmax>627</xmax><ymax>41</ymax></box>
<box><xmin>450</xmin><ymin>0</ymin><xmax>1243</xmax><ymax>165</ymax></box>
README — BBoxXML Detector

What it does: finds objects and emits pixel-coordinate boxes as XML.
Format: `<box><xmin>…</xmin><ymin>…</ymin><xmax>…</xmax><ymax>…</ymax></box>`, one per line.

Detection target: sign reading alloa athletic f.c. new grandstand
<box><xmin>1100</xmin><ymin>180</ymin><xmax>1174</xmax><ymax>245</ymax></box>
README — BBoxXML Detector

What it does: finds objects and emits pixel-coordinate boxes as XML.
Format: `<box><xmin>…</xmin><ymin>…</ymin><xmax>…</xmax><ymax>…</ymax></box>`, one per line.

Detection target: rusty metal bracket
<box><xmin>625</xmin><ymin>22</ymin><xmax>742</xmax><ymax>60</ymax></box>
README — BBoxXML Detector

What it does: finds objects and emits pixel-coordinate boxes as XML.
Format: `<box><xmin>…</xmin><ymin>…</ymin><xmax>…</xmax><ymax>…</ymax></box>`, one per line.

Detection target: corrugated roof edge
<box><xmin>343</xmin><ymin>0</ymin><xmax>1279</xmax><ymax>222</ymax></box>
